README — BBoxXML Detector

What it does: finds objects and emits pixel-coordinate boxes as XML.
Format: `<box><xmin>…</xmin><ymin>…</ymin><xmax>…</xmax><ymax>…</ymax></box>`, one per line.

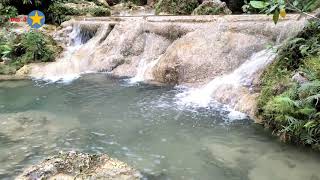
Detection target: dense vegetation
<box><xmin>0</xmin><ymin>28</ymin><xmax>62</xmax><ymax>75</ymax></box>
<box><xmin>258</xmin><ymin>20</ymin><xmax>320</xmax><ymax>150</ymax></box>
<box><xmin>0</xmin><ymin>0</ymin><xmax>111</xmax><ymax>24</ymax></box>
<box><xmin>47</xmin><ymin>0</ymin><xmax>111</xmax><ymax>24</ymax></box>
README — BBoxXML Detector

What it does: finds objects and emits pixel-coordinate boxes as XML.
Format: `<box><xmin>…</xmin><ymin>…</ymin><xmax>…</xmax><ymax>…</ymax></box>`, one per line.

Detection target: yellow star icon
<box><xmin>29</xmin><ymin>11</ymin><xmax>44</xmax><ymax>26</ymax></box>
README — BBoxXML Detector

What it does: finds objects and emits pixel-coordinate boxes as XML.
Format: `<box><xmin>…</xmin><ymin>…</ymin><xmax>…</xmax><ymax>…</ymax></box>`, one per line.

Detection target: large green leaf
<box><xmin>273</xmin><ymin>9</ymin><xmax>280</xmax><ymax>24</ymax></box>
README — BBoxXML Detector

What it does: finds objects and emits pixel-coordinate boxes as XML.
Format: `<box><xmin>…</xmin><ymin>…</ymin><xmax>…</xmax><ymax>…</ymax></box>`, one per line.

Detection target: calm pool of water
<box><xmin>0</xmin><ymin>74</ymin><xmax>319</xmax><ymax>180</ymax></box>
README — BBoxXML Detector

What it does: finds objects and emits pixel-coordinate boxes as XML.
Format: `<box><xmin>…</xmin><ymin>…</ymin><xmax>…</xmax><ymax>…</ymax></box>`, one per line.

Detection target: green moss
<box><xmin>155</xmin><ymin>0</ymin><xmax>199</xmax><ymax>15</ymax></box>
<box><xmin>257</xmin><ymin>20</ymin><xmax>320</xmax><ymax>150</ymax></box>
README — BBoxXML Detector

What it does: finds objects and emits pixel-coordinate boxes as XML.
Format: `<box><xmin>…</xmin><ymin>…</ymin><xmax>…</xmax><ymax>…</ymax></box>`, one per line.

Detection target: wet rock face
<box><xmin>17</xmin><ymin>151</ymin><xmax>141</xmax><ymax>180</ymax></box>
<box><xmin>152</xmin><ymin>29</ymin><xmax>268</xmax><ymax>84</ymax></box>
<box><xmin>150</xmin><ymin>15</ymin><xmax>305</xmax><ymax>85</ymax></box>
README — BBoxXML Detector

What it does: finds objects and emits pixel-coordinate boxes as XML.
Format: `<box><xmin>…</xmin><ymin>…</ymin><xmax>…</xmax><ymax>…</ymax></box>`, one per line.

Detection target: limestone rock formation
<box><xmin>16</xmin><ymin>151</ymin><xmax>141</xmax><ymax>180</ymax></box>
<box><xmin>192</xmin><ymin>0</ymin><xmax>232</xmax><ymax>15</ymax></box>
<box><xmin>152</xmin><ymin>16</ymin><xmax>305</xmax><ymax>84</ymax></box>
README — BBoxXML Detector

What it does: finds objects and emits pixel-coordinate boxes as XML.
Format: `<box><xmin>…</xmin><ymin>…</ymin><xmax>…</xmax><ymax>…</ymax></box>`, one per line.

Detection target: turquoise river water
<box><xmin>0</xmin><ymin>74</ymin><xmax>320</xmax><ymax>180</ymax></box>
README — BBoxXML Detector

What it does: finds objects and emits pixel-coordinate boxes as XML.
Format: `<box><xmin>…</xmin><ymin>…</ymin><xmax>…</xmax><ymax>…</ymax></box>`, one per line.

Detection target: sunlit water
<box><xmin>0</xmin><ymin>74</ymin><xmax>320</xmax><ymax>180</ymax></box>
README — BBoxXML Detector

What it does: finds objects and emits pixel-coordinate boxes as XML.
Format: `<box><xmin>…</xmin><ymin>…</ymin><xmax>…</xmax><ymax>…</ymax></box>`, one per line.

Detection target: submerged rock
<box><xmin>0</xmin><ymin>111</ymin><xmax>80</xmax><ymax>176</ymax></box>
<box><xmin>192</xmin><ymin>0</ymin><xmax>232</xmax><ymax>15</ymax></box>
<box><xmin>17</xmin><ymin>151</ymin><xmax>141</xmax><ymax>180</ymax></box>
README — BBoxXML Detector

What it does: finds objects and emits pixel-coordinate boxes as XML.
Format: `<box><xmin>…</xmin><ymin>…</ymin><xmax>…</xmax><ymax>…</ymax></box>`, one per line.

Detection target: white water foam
<box><xmin>175</xmin><ymin>49</ymin><xmax>276</xmax><ymax>108</ymax></box>
<box><xmin>31</xmin><ymin>26</ymin><xmax>87</xmax><ymax>83</ymax></box>
<box><xmin>129</xmin><ymin>57</ymin><xmax>160</xmax><ymax>84</ymax></box>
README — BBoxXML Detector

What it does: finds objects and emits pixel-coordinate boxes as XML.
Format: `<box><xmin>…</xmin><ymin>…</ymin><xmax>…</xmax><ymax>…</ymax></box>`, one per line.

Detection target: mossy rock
<box><xmin>155</xmin><ymin>0</ymin><xmax>199</xmax><ymax>15</ymax></box>
<box><xmin>192</xmin><ymin>0</ymin><xmax>232</xmax><ymax>15</ymax></box>
<box><xmin>17</xmin><ymin>151</ymin><xmax>142</xmax><ymax>180</ymax></box>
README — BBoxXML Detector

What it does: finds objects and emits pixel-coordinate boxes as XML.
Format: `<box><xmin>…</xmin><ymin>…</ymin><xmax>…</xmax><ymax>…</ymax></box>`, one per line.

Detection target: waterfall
<box><xmin>29</xmin><ymin>24</ymin><xmax>103</xmax><ymax>83</ymax></box>
<box><xmin>129</xmin><ymin>57</ymin><xmax>160</xmax><ymax>83</ymax></box>
<box><xmin>176</xmin><ymin>49</ymin><xmax>276</xmax><ymax>107</ymax></box>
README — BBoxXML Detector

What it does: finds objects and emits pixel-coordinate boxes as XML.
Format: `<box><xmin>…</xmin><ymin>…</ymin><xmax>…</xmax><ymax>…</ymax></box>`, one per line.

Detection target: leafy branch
<box><xmin>249</xmin><ymin>0</ymin><xmax>320</xmax><ymax>24</ymax></box>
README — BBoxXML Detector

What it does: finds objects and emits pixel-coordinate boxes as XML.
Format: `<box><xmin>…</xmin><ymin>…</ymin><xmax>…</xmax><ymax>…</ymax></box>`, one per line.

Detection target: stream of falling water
<box><xmin>129</xmin><ymin>57</ymin><xmax>160</xmax><ymax>83</ymax></box>
<box><xmin>175</xmin><ymin>49</ymin><xmax>276</xmax><ymax>107</ymax></box>
<box><xmin>30</xmin><ymin>25</ymin><xmax>101</xmax><ymax>83</ymax></box>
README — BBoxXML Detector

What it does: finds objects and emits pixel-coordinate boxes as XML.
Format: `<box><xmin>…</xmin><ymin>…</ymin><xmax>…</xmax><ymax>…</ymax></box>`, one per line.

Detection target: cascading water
<box><xmin>129</xmin><ymin>57</ymin><xmax>160</xmax><ymax>83</ymax></box>
<box><xmin>176</xmin><ymin>49</ymin><xmax>276</xmax><ymax>108</ymax></box>
<box><xmin>29</xmin><ymin>24</ymin><xmax>102</xmax><ymax>83</ymax></box>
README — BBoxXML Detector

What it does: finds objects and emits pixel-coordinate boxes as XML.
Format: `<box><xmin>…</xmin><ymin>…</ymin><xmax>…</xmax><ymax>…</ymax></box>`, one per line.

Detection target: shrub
<box><xmin>20</xmin><ymin>31</ymin><xmax>55</xmax><ymax>63</ymax></box>
<box><xmin>0</xmin><ymin>5</ymin><xmax>18</xmax><ymax>18</ymax></box>
<box><xmin>0</xmin><ymin>30</ymin><xmax>61</xmax><ymax>75</ymax></box>
<box><xmin>47</xmin><ymin>3</ymin><xmax>82</xmax><ymax>24</ymax></box>
<box><xmin>155</xmin><ymin>0</ymin><xmax>199</xmax><ymax>15</ymax></box>
<box><xmin>47</xmin><ymin>1</ymin><xmax>111</xmax><ymax>24</ymax></box>
<box><xmin>89</xmin><ymin>6</ymin><xmax>111</xmax><ymax>16</ymax></box>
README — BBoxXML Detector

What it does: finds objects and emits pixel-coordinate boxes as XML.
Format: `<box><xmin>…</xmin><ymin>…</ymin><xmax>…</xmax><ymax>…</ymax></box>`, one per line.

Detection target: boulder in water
<box><xmin>17</xmin><ymin>151</ymin><xmax>141</xmax><ymax>180</ymax></box>
<box><xmin>192</xmin><ymin>0</ymin><xmax>232</xmax><ymax>15</ymax></box>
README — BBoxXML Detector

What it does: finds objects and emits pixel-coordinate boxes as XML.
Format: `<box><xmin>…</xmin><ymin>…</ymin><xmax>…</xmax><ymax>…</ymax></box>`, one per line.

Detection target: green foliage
<box><xmin>244</xmin><ymin>0</ymin><xmax>320</xmax><ymax>24</ymax></box>
<box><xmin>303</xmin><ymin>56</ymin><xmax>320</xmax><ymax>80</ymax></box>
<box><xmin>20</xmin><ymin>31</ymin><xmax>56</xmax><ymax>63</ymax></box>
<box><xmin>0</xmin><ymin>5</ymin><xmax>18</xmax><ymax>18</ymax></box>
<box><xmin>47</xmin><ymin>1</ymin><xmax>111</xmax><ymax>24</ymax></box>
<box><xmin>89</xmin><ymin>6</ymin><xmax>111</xmax><ymax>16</ymax></box>
<box><xmin>192</xmin><ymin>1</ymin><xmax>231</xmax><ymax>15</ymax></box>
<box><xmin>258</xmin><ymin>21</ymin><xmax>320</xmax><ymax>149</ymax></box>
<box><xmin>0</xmin><ymin>29</ymin><xmax>61</xmax><ymax>75</ymax></box>
<box><xmin>47</xmin><ymin>3</ymin><xmax>82</xmax><ymax>24</ymax></box>
<box><xmin>155</xmin><ymin>0</ymin><xmax>199</xmax><ymax>15</ymax></box>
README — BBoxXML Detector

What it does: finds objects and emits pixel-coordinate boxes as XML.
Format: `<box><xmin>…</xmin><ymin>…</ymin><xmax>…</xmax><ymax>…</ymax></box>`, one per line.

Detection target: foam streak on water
<box><xmin>176</xmin><ymin>49</ymin><xmax>276</xmax><ymax>107</ymax></box>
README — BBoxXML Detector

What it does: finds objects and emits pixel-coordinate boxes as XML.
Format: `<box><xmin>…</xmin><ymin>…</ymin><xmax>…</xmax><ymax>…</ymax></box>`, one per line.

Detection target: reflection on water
<box><xmin>0</xmin><ymin>74</ymin><xmax>319</xmax><ymax>180</ymax></box>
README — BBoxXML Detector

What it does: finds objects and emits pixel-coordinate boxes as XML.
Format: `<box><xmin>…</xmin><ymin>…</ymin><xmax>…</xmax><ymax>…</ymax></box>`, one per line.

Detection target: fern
<box><xmin>298</xmin><ymin>81</ymin><xmax>320</xmax><ymax>97</ymax></box>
